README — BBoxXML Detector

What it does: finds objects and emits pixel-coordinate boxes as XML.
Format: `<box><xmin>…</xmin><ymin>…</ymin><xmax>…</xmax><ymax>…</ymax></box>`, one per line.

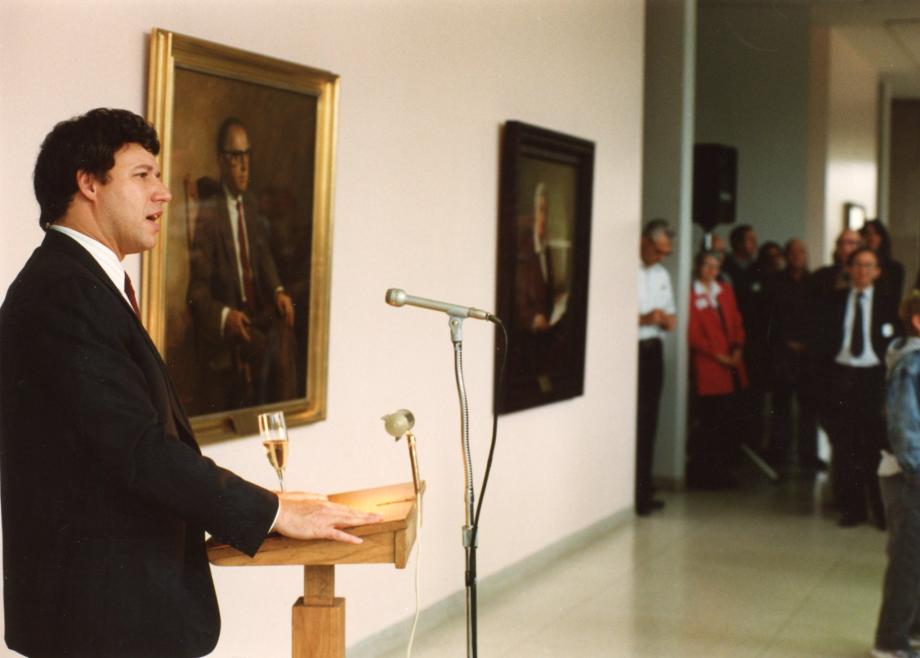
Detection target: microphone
<box><xmin>385</xmin><ymin>288</ymin><xmax>493</xmax><ymax>321</ymax></box>
<box><xmin>382</xmin><ymin>409</ymin><xmax>415</xmax><ymax>439</ymax></box>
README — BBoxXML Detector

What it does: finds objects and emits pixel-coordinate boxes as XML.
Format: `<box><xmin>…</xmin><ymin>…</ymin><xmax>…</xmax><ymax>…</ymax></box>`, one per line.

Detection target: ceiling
<box><xmin>704</xmin><ymin>0</ymin><xmax>920</xmax><ymax>97</ymax></box>
<box><xmin>812</xmin><ymin>0</ymin><xmax>920</xmax><ymax>96</ymax></box>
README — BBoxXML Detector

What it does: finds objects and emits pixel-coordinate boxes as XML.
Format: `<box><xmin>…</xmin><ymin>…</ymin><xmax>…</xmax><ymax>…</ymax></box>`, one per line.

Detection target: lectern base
<box><xmin>207</xmin><ymin>483</ymin><xmax>421</xmax><ymax>658</ymax></box>
<box><xmin>292</xmin><ymin>564</ymin><xmax>345</xmax><ymax>658</ymax></box>
<box><xmin>292</xmin><ymin>595</ymin><xmax>345</xmax><ymax>658</ymax></box>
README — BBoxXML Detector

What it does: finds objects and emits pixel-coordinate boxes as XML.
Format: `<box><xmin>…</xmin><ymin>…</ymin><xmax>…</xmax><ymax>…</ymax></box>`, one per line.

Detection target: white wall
<box><xmin>0</xmin><ymin>1</ymin><xmax>646</xmax><ymax>656</ymax></box>
<box><xmin>807</xmin><ymin>24</ymin><xmax>879</xmax><ymax>262</ymax></box>
<box><xmin>696</xmin><ymin>2</ymin><xmax>811</xmax><ymax>248</ymax></box>
<box><xmin>824</xmin><ymin>28</ymin><xmax>879</xmax><ymax>248</ymax></box>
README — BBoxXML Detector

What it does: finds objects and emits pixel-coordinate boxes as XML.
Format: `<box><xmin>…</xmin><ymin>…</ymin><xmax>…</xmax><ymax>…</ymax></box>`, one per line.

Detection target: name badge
<box><xmin>695</xmin><ymin>298</ymin><xmax>709</xmax><ymax>310</ymax></box>
<box><xmin>882</xmin><ymin>323</ymin><xmax>894</xmax><ymax>338</ymax></box>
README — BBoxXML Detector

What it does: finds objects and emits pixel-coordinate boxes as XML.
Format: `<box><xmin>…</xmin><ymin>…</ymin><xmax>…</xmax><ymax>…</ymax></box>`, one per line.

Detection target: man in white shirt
<box><xmin>636</xmin><ymin>219</ymin><xmax>677</xmax><ymax>516</ymax></box>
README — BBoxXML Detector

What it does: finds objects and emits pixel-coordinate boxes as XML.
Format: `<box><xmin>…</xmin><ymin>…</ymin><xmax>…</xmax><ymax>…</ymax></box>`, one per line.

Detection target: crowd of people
<box><xmin>638</xmin><ymin>217</ymin><xmax>920</xmax><ymax>657</ymax></box>
<box><xmin>693</xmin><ymin>223</ymin><xmax>920</xmax><ymax>658</ymax></box>
<box><xmin>704</xmin><ymin>222</ymin><xmax>909</xmax><ymax>530</ymax></box>
<box><xmin>636</xmin><ymin>218</ymin><xmax>917</xmax><ymax>529</ymax></box>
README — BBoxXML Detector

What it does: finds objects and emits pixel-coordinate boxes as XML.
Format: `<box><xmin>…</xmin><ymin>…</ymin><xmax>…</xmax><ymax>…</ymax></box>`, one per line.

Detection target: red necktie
<box><xmin>237</xmin><ymin>200</ymin><xmax>256</xmax><ymax>311</ymax></box>
<box><xmin>124</xmin><ymin>272</ymin><xmax>141</xmax><ymax>319</ymax></box>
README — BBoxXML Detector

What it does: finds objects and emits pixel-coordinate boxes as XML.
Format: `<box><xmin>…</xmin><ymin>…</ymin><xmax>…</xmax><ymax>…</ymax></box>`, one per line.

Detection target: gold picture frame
<box><xmin>145</xmin><ymin>29</ymin><xmax>337</xmax><ymax>442</ymax></box>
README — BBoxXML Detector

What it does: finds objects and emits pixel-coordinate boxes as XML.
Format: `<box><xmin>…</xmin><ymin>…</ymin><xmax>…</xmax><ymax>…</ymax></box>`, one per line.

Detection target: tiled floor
<box><xmin>378</xmin><ymin>473</ymin><xmax>888</xmax><ymax>657</ymax></box>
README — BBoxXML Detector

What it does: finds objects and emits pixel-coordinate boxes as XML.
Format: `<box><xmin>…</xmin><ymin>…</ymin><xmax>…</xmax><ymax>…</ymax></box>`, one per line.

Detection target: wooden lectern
<box><xmin>207</xmin><ymin>482</ymin><xmax>420</xmax><ymax>658</ymax></box>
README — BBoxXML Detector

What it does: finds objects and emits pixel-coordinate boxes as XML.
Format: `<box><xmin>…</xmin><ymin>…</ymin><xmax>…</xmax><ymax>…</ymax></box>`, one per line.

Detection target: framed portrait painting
<box><xmin>494</xmin><ymin>121</ymin><xmax>595</xmax><ymax>414</ymax></box>
<box><xmin>145</xmin><ymin>29</ymin><xmax>337</xmax><ymax>441</ymax></box>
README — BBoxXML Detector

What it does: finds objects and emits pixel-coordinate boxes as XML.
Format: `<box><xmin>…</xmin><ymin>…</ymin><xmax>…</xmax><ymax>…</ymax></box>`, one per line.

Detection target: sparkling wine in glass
<box><xmin>259</xmin><ymin>411</ymin><xmax>288</xmax><ymax>491</ymax></box>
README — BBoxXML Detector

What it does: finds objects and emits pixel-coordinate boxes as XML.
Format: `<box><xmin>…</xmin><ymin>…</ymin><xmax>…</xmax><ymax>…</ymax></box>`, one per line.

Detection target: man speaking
<box><xmin>0</xmin><ymin>108</ymin><xmax>379</xmax><ymax>658</ymax></box>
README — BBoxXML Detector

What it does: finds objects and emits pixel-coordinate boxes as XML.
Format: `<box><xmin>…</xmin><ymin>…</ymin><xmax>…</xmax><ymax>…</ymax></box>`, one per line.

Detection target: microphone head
<box><xmin>385</xmin><ymin>288</ymin><xmax>406</xmax><ymax>307</ymax></box>
<box><xmin>382</xmin><ymin>409</ymin><xmax>415</xmax><ymax>438</ymax></box>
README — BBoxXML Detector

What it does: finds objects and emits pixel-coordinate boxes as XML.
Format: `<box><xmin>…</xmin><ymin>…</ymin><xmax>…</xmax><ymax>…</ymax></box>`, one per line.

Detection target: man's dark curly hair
<box><xmin>33</xmin><ymin>108</ymin><xmax>160</xmax><ymax>229</ymax></box>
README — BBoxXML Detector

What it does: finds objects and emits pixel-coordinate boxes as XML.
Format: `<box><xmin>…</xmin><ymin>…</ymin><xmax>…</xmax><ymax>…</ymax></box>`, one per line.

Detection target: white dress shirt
<box><xmin>835</xmin><ymin>285</ymin><xmax>881</xmax><ymax>367</ymax></box>
<box><xmin>533</xmin><ymin>229</ymin><xmax>549</xmax><ymax>283</ymax></box>
<box><xmin>49</xmin><ymin>225</ymin><xmax>133</xmax><ymax>309</ymax></box>
<box><xmin>638</xmin><ymin>261</ymin><xmax>676</xmax><ymax>341</ymax></box>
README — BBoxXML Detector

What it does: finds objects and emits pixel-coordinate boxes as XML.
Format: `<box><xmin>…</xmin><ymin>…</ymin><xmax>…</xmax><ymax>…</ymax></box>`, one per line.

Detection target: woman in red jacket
<box><xmin>687</xmin><ymin>249</ymin><xmax>749</xmax><ymax>488</ymax></box>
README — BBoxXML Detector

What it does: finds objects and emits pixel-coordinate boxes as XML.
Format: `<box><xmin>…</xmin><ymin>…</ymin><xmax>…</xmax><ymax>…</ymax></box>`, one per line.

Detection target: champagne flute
<box><xmin>259</xmin><ymin>411</ymin><xmax>288</xmax><ymax>491</ymax></box>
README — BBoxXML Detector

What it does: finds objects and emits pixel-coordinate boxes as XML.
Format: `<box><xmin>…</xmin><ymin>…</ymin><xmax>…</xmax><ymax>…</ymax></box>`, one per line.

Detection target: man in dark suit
<box><xmin>187</xmin><ymin>117</ymin><xmax>297</xmax><ymax>414</ymax></box>
<box><xmin>0</xmin><ymin>109</ymin><xmax>379</xmax><ymax>658</ymax></box>
<box><xmin>720</xmin><ymin>224</ymin><xmax>760</xmax><ymax>315</ymax></box>
<box><xmin>763</xmin><ymin>239</ymin><xmax>824</xmax><ymax>473</ymax></box>
<box><xmin>810</xmin><ymin>228</ymin><xmax>862</xmax><ymax>300</ymax></box>
<box><xmin>721</xmin><ymin>224</ymin><xmax>768</xmax><ymax>469</ymax></box>
<box><xmin>813</xmin><ymin>247</ymin><xmax>900</xmax><ymax>528</ymax></box>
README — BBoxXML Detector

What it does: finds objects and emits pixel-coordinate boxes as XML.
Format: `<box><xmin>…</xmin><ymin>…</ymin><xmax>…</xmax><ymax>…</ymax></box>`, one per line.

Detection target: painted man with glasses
<box><xmin>187</xmin><ymin>117</ymin><xmax>297</xmax><ymax>414</ymax></box>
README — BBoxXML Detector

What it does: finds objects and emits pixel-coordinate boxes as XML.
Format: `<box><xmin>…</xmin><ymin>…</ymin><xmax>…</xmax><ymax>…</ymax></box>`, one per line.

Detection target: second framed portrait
<box><xmin>145</xmin><ymin>29</ymin><xmax>337</xmax><ymax>441</ymax></box>
<box><xmin>494</xmin><ymin>121</ymin><xmax>595</xmax><ymax>414</ymax></box>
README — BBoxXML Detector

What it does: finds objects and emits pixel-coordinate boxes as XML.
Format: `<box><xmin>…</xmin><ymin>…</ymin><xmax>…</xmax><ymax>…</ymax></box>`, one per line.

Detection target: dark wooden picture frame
<box><xmin>145</xmin><ymin>29</ymin><xmax>337</xmax><ymax>441</ymax></box>
<box><xmin>494</xmin><ymin>121</ymin><xmax>595</xmax><ymax>414</ymax></box>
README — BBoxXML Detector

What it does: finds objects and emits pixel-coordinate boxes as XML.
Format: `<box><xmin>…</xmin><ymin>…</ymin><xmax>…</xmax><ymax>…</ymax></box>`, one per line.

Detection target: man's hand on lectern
<box><xmin>273</xmin><ymin>492</ymin><xmax>383</xmax><ymax>544</ymax></box>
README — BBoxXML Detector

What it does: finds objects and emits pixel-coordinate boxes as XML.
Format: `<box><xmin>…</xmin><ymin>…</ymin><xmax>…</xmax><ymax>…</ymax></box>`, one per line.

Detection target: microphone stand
<box><xmin>448</xmin><ymin>314</ymin><xmax>478</xmax><ymax>658</ymax></box>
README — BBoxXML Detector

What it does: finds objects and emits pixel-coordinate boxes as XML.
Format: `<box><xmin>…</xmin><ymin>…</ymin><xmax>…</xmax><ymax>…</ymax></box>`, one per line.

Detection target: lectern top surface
<box><xmin>206</xmin><ymin>481</ymin><xmax>420</xmax><ymax>567</ymax></box>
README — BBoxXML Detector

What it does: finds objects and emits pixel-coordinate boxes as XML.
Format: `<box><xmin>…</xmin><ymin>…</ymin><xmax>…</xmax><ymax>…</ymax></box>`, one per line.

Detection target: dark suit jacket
<box><xmin>514</xmin><ymin>225</ymin><xmax>554</xmax><ymax>330</ymax></box>
<box><xmin>811</xmin><ymin>286</ymin><xmax>899</xmax><ymax>369</ymax></box>
<box><xmin>0</xmin><ymin>230</ymin><xmax>278</xmax><ymax>658</ymax></box>
<box><xmin>720</xmin><ymin>257</ymin><xmax>758</xmax><ymax>326</ymax></box>
<box><xmin>187</xmin><ymin>190</ymin><xmax>285</xmax><ymax>412</ymax></box>
<box><xmin>188</xmin><ymin>190</ymin><xmax>283</xmax><ymax>345</ymax></box>
<box><xmin>877</xmin><ymin>257</ymin><xmax>905</xmax><ymax>316</ymax></box>
<box><xmin>809</xmin><ymin>263</ymin><xmax>848</xmax><ymax>300</ymax></box>
<box><xmin>721</xmin><ymin>256</ymin><xmax>768</xmax><ymax>379</ymax></box>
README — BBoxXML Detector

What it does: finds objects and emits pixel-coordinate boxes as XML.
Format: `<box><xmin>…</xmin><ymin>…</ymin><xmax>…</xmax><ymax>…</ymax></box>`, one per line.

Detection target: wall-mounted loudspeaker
<box><xmin>693</xmin><ymin>143</ymin><xmax>737</xmax><ymax>232</ymax></box>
